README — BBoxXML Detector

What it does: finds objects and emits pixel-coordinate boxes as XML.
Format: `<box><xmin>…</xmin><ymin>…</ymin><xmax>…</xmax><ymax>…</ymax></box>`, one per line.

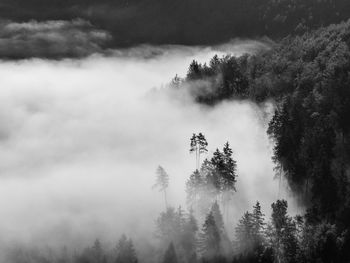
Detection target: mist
<box><xmin>0</xmin><ymin>41</ymin><xmax>298</xmax><ymax>260</ymax></box>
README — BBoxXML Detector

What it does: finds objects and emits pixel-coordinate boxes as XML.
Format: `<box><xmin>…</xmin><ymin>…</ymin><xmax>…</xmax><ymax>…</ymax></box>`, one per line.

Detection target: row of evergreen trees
<box><xmin>169</xmin><ymin>18</ymin><xmax>350</xmax><ymax>232</ymax></box>
<box><xmin>6</xmin><ymin>235</ymin><xmax>138</xmax><ymax>263</ymax></box>
<box><xmin>163</xmin><ymin>19</ymin><xmax>350</xmax><ymax>263</ymax></box>
<box><xmin>156</xmin><ymin>199</ymin><xmax>350</xmax><ymax>263</ymax></box>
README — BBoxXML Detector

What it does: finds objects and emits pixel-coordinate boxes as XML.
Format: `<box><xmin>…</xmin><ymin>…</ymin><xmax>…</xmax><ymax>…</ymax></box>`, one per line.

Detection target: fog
<box><xmin>0</xmin><ymin>41</ymin><xmax>299</xmax><ymax>259</ymax></box>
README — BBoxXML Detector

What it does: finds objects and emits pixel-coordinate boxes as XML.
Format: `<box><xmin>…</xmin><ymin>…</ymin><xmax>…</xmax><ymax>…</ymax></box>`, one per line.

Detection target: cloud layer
<box><xmin>0</xmin><ymin>19</ymin><xmax>111</xmax><ymax>59</ymax></box>
<box><xmin>0</xmin><ymin>43</ymin><xmax>299</xmax><ymax>261</ymax></box>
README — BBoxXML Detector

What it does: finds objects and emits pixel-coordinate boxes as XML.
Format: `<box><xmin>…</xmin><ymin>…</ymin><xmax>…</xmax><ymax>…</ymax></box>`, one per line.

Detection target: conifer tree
<box><xmin>234</xmin><ymin>211</ymin><xmax>254</xmax><ymax>254</ymax></box>
<box><xmin>162</xmin><ymin>242</ymin><xmax>178</xmax><ymax>263</ymax></box>
<box><xmin>211</xmin><ymin>148</ymin><xmax>225</xmax><ymax>192</ymax></box>
<box><xmin>186</xmin><ymin>170</ymin><xmax>202</xmax><ymax>208</ymax></box>
<box><xmin>91</xmin><ymin>239</ymin><xmax>104</xmax><ymax>263</ymax></box>
<box><xmin>270</xmin><ymin>200</ymin><xmax>298</xmax><ymax>263</ymax></box>
<box><xmin>190</xmin><ymin>134</ymin><xmax>199</xmax><ymax>170</ymax></box>
<box><xmin>197</xmin><ymin>133</ymin><xmax>208</xmax><ymax>167</ymax></box>
<box><xmin>190</xmin><ymin>133</ymin><xmax>208</xmax><ymax>170</ymax></box>
<box><xmin>199</xmin><ymin>211</ymin><xmax>221</xmax><ymax>259</ymax></box>
<box><xmin>222</xmin><ymin>142</ymin><xmax>237</xmax><ymax>191</ymax></box>
<box><xmin>187</xmin><ymin>60</ymin><xmax>202</xmax><ymax>80</ymax></box>
<box><xmin>115</xmin><ymin>235</ymin><xmax>138</xmax><ymax>263</ymax></box>
<box><xmin>252</xmin><ymin>201</ymin><xmax>265</xmax><ymax>243</ymax></box>
<box><xmin>210</xmin><ymin>201</ymin><xmax>232</xmax><ymax>257</ymax></box>
<box><xmin>181</xmin><ymin>209</ymin><xmax>199</xmax><ymax>262</ymax></box>
<box><xmin>153</xmin><ymin>166</ymin><xmax>170</xmax><ymax>209</ymax></box>
<box><xmin>156</xmin><ymin>207</ymin><xmax>185</xmax><ymax>249</ymax></box>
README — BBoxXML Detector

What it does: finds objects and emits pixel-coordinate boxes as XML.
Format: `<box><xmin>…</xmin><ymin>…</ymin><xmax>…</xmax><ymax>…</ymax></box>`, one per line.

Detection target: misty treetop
<box><xmin>186</xmin><ymin>137</ymin><xmax>238</xmax><ymax>216</ymax></box>
<box><xmin>159</xmin><ymin>18</ymin><xmax>350</xmax><ymax>262</ymax></box>
<box><xmin>190</xmin><ymin>133</ymin><xmax>209</xmax><ymax>170</ymax></box>
<box><xmin>153</xmin><ymin>166</ymin><xmax>170</xmax><ymax>209</ymax></box>
<box><xmin>170</xmin><ymin>19</ymin><xmax>350</xmax><ymax>226</ymax></box>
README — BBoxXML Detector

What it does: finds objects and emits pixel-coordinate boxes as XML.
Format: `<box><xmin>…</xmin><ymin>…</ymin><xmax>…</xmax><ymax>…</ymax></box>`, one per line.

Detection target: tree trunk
<box><xmin>164</xmin><ymin>189</ymin><xmax>168</xmax><ymax>210</ymax></box>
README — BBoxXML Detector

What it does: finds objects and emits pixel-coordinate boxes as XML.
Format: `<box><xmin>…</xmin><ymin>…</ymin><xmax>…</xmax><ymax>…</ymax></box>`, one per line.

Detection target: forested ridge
<box><xmin>164</xmin><ymin>18</ymin><xmax>350</xmax><ymax>262</ymax></box>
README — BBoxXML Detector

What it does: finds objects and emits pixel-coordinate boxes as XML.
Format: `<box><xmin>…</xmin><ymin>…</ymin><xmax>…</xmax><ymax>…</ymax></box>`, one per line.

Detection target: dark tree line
<box><xmin>6</xmin><ymin>236</ymin><xmax>138</xmax><ymax>263</ymax></box>
<box><xmin>165</xmin><ymin>18</ymin><xmax>350</xmax><ymax>263</ymax></box>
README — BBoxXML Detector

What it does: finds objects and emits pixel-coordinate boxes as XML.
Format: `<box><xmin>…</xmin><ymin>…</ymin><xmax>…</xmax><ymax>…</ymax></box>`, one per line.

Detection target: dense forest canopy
<box><xmin>156</xmin><ymin>18</ymin><xmax>350</xmax><ymax>262</ymax></box>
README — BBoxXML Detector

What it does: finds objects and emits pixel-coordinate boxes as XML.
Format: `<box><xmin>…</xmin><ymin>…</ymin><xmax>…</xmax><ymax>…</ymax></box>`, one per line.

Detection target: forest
<box><xmin>6</xmin><ymin>17</ymin><xmax>350</xmax><ymax>261</ymax></box>
<box><xmin>2</xmin><ymin>2</ymin><xmax>350</xmax><ymax>263</ymax></box>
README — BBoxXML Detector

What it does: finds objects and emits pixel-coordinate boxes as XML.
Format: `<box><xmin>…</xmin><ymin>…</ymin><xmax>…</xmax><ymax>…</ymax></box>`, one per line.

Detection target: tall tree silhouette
<box><xmin>189</xmin><ymin>133</ymin><xmax>208</xmax><ymax>170</ymax></box>
<box><xmin>199</xmin><ymin>211</ymin><xmax>221</xmax><ymax>259</ymax></box>
<box><xmin>153</xmin><ymin>166</ymin><xmax>170</xmax><ymax>209</ymax></box>
<box><xmin>115</xmin><ymin>235</ymin><xmax>138</xmax><ymax>263</ymax></box>
<box><xmin>197</xmin><ymin>133</ymin><xmax>208</xmax><ymax>168</ymax></box>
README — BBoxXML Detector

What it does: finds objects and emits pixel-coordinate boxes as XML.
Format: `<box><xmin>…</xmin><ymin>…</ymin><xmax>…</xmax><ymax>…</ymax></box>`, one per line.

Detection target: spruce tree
<box><xmin>186</xmin><ymin>170</ymin><xmax>202</xmax><ymax>208</ymax></box>
<box><xmin>199</xmin><ymin>211</ymin><xmax>221</xmax><ymax>259</ymax></box>
<box><xmin>162</xmin><ymin>242</ymin><xmax>178</xmax><ymax>263</ymax></box>
<box><xmin>252</xmin><ymin>201</ymin><xmax>265</xmax><ymax>243</ymax></box>
<box><xmin>190</xmin><ymin>133</ymin><xmax>199</xmax><ymax>170</ymax></box>
<box><xmin>153</xmin><ymin>166</ymin><xmax>170</xmax><ymax>209</ymax></box>
<box><xmin>181</xmin><ymin>209</ymin><xmax>199</xmax><ymax>262</ymax></box>
<box><xmin>270</xmin><ymin>200</ymin><xmax>298</xmax><ymax>263</ymax></box>
<box><xmin>197</xmin><ymin>133</ymin><xmax>208</xmax><ymax>166</ymax></box>
<box><xmin>222</xmin><ymin>142</ymin><xmax>237</xmax><ymax>191</ymax></box>
<box><xmin>115</xmin><ymin>235</ymin><xmax>138</xmax><ymax>263</ymax></box>
<box><xmin>234</xmin><ymin>211</ymin><xmax>254</xmax><ymax>254</ymax></box>
<box><xmin>210</xmin><ymin>201</ymin><xmax>232</xmax><ymax>257</ymax></box>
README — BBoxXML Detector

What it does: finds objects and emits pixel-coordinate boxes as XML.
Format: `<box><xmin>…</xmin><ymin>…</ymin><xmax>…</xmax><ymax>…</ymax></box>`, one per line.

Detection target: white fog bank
<box><xmin>0</xmin><ymin>41</ymin><xmax>299</xmax><ymax>255</ymax></box>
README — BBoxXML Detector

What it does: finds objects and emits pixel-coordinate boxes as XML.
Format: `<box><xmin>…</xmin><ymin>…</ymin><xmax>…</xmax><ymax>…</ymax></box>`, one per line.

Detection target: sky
<box><xmin>0</xmin><ymin>41</ymin><xmax>301</xmax><ymax>260</ymax></box>
<box><xmin>0</xmin><ymin>0</ymin><xmax>275</xmax><ymax>59</ymax></box>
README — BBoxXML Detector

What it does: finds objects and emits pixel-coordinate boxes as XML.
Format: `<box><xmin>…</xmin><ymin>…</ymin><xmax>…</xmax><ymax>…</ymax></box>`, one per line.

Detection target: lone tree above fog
<box><xmin>153</xmin><ymin>166</ymin><xmax>170</xmax><ymax>209</ymax></box>
<box><xmin>190</xmin><ymin>133</ymin><xmax>208</xmax><ymax>170</ymax></box>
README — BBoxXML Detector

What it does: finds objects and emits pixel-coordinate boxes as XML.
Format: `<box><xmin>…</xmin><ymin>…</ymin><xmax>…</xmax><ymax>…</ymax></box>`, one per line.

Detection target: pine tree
<box><xmin>234</xmin><ymin>202</ymin><xmax>266</xmax><ymax>259</ymax></box>
<box><xmin>234</xmin><ymin>211</ymin><xmax>254</xmax><ymax>255</ymax></box>
<box><xmin>210</xmin><ymin>201</ymin><xmax>232</xmax><ymax>257</ymax></box>
<box><xmin>199</xmin><ymin>211</ymin><xmax>221</xmax><ymax>259</ymax></box>
<box><xmin>252</xmin><ymin>201</ymin><xmax>265</xmax><ymax>243</ymax></box>
<box><xmin>190</xmin><ymin>134</ymin><xmax>199</xmax><ymax>170</ymax></box>
<box><xmin>156</xmin><ymin>207</ymin><xmax>184</xmax><ymax>249</ymax></box>
<box><xmin>186</xmin><ymin>170</ymin><xmax>202</xmax><ymax>208</ymax></box>
<box><xmin>222</xmin><ymin>142</ymin><xmax>237</xmax><ymax>191</ymax></box>
<box><xmin>187</xmin><ymin>60</ymin><xmax>202</xmax><ymax>80</ymax></box>
<box><xmin>115</xmin><ymin>235</ymin><xmax>138</xmax><ymax>263</ymax></box>
<box><xmin>162</xmin><ymin>242</ymin><xmax>178</xmax><ymax>263</ymax></box>
<box><xmin>170</xmin><ymin>74</ymin><xmax>182</xmax><ymax>89</ymax></box>
<box><xmin>153</xmin><ymin>166</ymin><xmax>170</xmax><ymax>209</ymax></box>
<box><xmin>181</xmin><ymin>209</ymin><xmax>199</xmax><ymax>262</ymax></box>
<box><xmin>190</xmin><ymin>133</ymin><xmax>208</xmax><ymax>170</ymax></box>
<box><xmin>211</xmin><ymin>148</ymin><xmax>225</xmax><ymax>192</ymax></box>
<box><xmin>197</xmin><ymin>133</ymin><xmax>208</xmax><ymax>167</ymax></box>
<box><xmin>91</xmin><ymin>239</ymin><xmax>104</xmax><ymax>263</ymax></box>
<box><xmin>221</xmin><ymin>142</ymin><xmax>238</xmax><ymax>222</ymax></box>
<box><xmin>270</xmin><ymin>200</ymin><xmax>298</xmax><ymax>263</ymax></box>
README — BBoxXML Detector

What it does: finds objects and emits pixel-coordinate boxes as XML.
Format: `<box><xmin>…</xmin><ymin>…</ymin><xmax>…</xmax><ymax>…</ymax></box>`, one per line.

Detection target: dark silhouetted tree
<box><xmin>115</xmin><ymin>235</ymin><xmax>138</xmax><ymax>263</ymax></box>
<box><xmin>199</xmin><ymin>211</ymin><xmax>221</xmax><ymax>259</ymax></box>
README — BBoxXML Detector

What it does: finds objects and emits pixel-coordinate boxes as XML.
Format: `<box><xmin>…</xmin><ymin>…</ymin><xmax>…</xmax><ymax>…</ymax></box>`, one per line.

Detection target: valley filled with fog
<box><xmin>0</xmin><ymin>41</ymin><xmax>298</xmax><ymax>261</ymax></box>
